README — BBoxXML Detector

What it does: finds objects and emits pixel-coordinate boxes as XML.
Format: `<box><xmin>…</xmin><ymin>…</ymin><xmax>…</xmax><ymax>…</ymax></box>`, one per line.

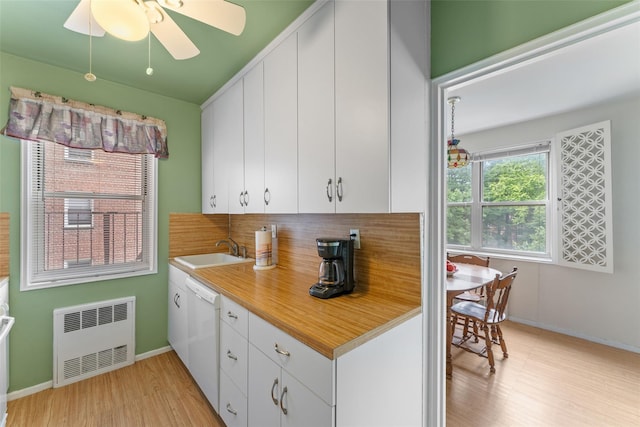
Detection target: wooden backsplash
<box><xmin>168</xmin><ymin>213</ymin><xmax>229</xmax><ymax>258</ymax></box>
<box><xmin>170</xmin><ymin>213</ymin><xmax>422</xmax><ymax>299</ymax></box>
<box><xmin>0</xmin><ymin>213</ymin><xmax>8</xmax><ymax>277</ymax></box>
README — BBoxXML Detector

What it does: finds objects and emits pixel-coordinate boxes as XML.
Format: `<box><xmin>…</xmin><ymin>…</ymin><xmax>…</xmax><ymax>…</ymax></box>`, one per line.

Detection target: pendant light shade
<box><xmin>447</xmin><ymin>96</ymin><xmax>470</xmax><ymax>168</ymax></box>
<box><xmin>91</xmin><ymin>0</ymin><xmax>150</xmax><ymax>41</ymax></box>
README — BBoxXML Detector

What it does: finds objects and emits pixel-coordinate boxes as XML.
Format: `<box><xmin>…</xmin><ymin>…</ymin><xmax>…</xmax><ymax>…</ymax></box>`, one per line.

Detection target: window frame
<box><xmin>20</xmin><ymin>140</ymin><xmax>158</xmax><ymax>291</ymax></box>
<box><xmin>447</xmin><ymin>141</ymin><xmax>554</xmax><ymax>261</ymax></box>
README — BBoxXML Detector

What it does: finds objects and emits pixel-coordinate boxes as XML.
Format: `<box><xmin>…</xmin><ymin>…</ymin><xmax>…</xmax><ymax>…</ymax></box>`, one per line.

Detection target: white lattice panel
<box><xmin>557</xmin><ymin>121</ymin><xmax>613</xmax><ymax>273</ymax></box>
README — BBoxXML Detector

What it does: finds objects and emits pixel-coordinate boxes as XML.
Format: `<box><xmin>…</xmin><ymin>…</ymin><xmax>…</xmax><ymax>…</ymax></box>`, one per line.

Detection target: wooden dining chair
<box><xmin>451</xmin><ymin>267</ymin><xmax>518</xmax><ymax>374</ymax></box>
<box><xmin>447</xmin><ymin>254</ymin><xmax>490</xmax><ymax>303</ymax></box>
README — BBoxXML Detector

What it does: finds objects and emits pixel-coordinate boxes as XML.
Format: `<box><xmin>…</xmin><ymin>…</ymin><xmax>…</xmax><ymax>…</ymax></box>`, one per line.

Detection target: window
<box><xmin>64</xmin><ymin>198</ymin><xmax>93</xmax><ymax>228</ymax></box>
<box><xmin>21</xmin><ymin>140</ymin><xmax>157</xmax><ymax>290</ymax></box>
<box><xmin>64</xmin><ymin>147</ymin><xmax>93</xmax><ymax>162</ymax></box>
<box><xmin>447</xmin><ymin>142</ymin><xmax>551</xmax><ymax>258</ymax></box>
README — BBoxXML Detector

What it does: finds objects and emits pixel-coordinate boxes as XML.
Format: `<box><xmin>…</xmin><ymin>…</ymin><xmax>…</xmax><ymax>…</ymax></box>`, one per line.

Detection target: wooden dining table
<box><xmin>446</xmin><ymin>263</ymin><xmax>502</xmax><ymax>378</ymax></box>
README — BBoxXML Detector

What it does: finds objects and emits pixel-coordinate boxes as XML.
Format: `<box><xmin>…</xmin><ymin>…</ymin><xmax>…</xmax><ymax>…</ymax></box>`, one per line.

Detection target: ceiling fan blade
<box><xmin>150</xmin><ymin>7</ymin><xmax>200</xmax><ymax>60</ymax></box>
<box><xmin>160</xmin><ymin>0</ymin><xmax>246</xmax><ymax>36</ymax></box>
<box><xmin>63</xmin><ymin>0</ymin><xmax>106</xmax><ymax>37</ymax></box>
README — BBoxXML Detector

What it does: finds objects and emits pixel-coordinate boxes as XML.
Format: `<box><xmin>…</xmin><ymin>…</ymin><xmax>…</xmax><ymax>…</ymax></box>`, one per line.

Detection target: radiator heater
<box><xmin>53</xmin><ymin>296</ymin><xmax>136</xmax><ymax>388</ymax></box>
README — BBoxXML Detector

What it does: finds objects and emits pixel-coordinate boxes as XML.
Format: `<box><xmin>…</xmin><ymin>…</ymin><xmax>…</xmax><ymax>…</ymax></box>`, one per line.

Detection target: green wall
<box><xmin>431</xmin><ymin>0</ymin><xmax>632</xmax><ymax>77</ymax></box>
<box><xmin>1</xmin><ymin>0</ymin><xmax>634</xmax><ymax>394</ymax></box>
<box><xmin>0</xmin><ymin>53</ymin><xmax>202</xmax><ymax>391</ymax></box>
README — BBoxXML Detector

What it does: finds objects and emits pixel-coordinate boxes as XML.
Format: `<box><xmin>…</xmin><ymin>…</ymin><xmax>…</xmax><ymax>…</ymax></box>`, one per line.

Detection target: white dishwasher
<box><xmin>185</xmin><ymin>276</ymin><xmax>220</xmax><ymax>412</ymax></box>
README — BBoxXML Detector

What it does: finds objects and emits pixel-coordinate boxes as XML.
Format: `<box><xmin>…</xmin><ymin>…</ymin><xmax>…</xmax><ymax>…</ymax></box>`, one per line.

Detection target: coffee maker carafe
<box><xmin>309</xmin><ymin>237</ymin><xmax>355</xmax><ymax>299</ymax></box>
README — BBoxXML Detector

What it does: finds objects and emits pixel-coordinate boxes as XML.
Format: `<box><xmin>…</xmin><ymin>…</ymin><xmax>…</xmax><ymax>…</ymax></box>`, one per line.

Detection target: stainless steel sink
<box><xmin>174</xmin><ymin>253</ymin><xmax>254</xmax><ymax>269</ymax></box>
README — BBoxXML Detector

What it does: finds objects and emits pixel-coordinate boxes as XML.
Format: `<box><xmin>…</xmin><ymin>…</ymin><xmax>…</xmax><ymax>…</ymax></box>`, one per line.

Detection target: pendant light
<box><xmin>447</xmin><ymin>96</ymin><xmax>469</xmax><ymax>168</ymax></box>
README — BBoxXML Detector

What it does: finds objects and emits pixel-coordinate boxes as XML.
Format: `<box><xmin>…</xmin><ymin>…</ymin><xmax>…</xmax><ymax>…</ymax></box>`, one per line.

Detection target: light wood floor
<box><xmin>7</xmin><ymin>322</ymin><xmax>639</xmax><ymax>426</ymax></box>
<box><xmin>447</xmin><ymin>321</ymin><xmax>640</xmax><ymax>426</ymax></box>
<box><xmin>7</xmin><ymin>350</ymin><xmax>225</xmax><ymax>427</ymax></box>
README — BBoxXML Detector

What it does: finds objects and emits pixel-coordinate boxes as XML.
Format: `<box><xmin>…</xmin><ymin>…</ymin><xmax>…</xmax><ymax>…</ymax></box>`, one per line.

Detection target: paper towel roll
<box><xmin>255</xmin><ymin>229</ymin><xmax>272</xmax><ymax>267</ymax></box>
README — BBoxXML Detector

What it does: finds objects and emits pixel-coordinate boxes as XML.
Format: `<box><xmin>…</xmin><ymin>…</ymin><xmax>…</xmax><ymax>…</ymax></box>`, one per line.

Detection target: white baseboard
<box><xmin>7</xmin><ymin>345</ymin><xmax>174</xmax><ymax>401</ymax></box>
<box><xmin>509</xmin><ymin>317</ymin><xmax>640</xmax><ymax>354</ymax></box>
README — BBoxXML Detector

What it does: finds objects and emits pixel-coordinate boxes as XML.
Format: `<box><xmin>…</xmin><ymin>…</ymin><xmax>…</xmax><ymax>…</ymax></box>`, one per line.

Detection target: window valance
<box><xmin>2</xmin><ymin>87</ymin><xmax>168</xmax><ymax>158</ymax></box>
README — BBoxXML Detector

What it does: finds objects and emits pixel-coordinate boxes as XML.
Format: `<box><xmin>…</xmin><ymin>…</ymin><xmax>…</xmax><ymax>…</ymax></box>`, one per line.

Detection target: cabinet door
<box><xmin>221</xmin><ymin>321</ymin><xmax>248</xmax><ymax>395</ymax></box>
<box><xmin>264</xmin><ymin>33</ymin><xmax>298</xmax><ymax>213</ymax></box>
<box><xmin>248</xmin><ymin>345</ymin><xmax>281</xmax><ymax>427</ymax></box>
<box><xmin>335</xmin><ymin>0</ymin><xmax>390</xmax><ymax>213</ymax></box>
<box><xmin>212</xmin><ymin>80</ymin><xmax>244</xmax><ymax>214</ymax></box>
<box><xmin>220</xmin><ymin>370</ymin><xmax>248</xmax><ymax>427</ymax></box>
<box><xmin>167</xmin><ymin>271</ymin><xmax>188</xmax><ymax>366</ymax></box>
<box><xmin>281</xmin><ymin>371</ymin><xmax>334</xmax><ymax>427</ymax></box>
<box><xmin>201</xmin><ymin>104</ymin><xmax>216</xmax><ymax>213</ymax></box>
<box><xmin>221</xmin><ymin>80</ymin><xmax>246</xmax><ymax>215</ymax></box>
<box><xmin>243</xmin><ymin>62</ymin><xmax>265</xmax><ymax>214</ymax></box>
<box><xmin>298</xmin><ymin>2</ymin><xmax>335</xmax><ymax>214</ymax></box>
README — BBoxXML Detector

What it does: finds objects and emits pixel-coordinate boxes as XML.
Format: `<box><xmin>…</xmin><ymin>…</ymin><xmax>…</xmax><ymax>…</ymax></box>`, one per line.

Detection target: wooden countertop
<box><xmin>170</xmin><ymin>260</ymin><xmax>421</xmax><ymax>360</ymax></box>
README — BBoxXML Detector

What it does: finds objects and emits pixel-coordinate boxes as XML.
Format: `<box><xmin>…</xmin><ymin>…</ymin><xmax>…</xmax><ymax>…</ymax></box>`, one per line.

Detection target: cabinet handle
<box><xmin>264</xmin><ymin>188</ymin><xmax>271</xmax><ymax>206</ymax></box>
<box><xmin>174</xmin><ymin>293</ymin><xmax>180</xmax><ymax>308</ymax></box>
<box><xmin>226</xmin><ymin>403</ymin><xmax>238</xmax><ymax>416</ymax></box>
<box><xmin>337</xmin><ymin>177</ymin><xmax>343</xmax><ymax>202</ymax></box>
<box><xmin>326</xmin><ymin>178</ymin><xmax>333</xmax><ymax>202</ymax></box>
<box><xmin>244</xmin><ymin>190</ymin><xmax>249</xmax><ymax>207</ymax></box>
<box><xmin>239</xmin><ymin>191</ymin><xmax>245</xmax><ymax>207</ymax></box>
<box><xmin>280</xmin><ymin>386</ymin><xmax>288</xmax><ymax>415</ymax></box>
<box><xmin>226</xmin><ymin>311</ymin><xmax>238</xmax><ymax>320</ymax></box>
<box><xmin>226</xmin><ymin>350</ymin><xmax>238</xmax><ymax>361</ymax></box>
<box><xmin>274</xmin><ymin>343</ymin><xmax>290</xmax><ymax>357</ymax></box>
<box><xmin>212</xmin><ymin>195</ymin><xmax>217</xmax><ymax>208</ymax></box>
<box><xmin>270</xmin><ymin>378</ymin><xmax>279</xmax><ymax>405</ymax></box>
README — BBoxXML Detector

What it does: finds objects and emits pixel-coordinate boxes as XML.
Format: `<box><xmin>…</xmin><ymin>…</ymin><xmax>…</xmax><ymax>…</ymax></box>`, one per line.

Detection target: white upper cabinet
<box><xmin>389</xmin><ymin>0</ymin><xmax>428</xmax><ymax>213</ymax></box>
<box><xmin>222</xmin><ymin>80</ymin><xmax>246</xmax><ymax>215</ymax></box>
<box><xmin>243</xmin><ymin>62</ymin><xmax>266</xmax><ymax>214</ymax></box>
<box><xmin>298</xmin><ymin>1</ymin><xmax>335</xmax><ymax>213</ymax></box>
<box><xmin>210</xmin><ymin>79</ymin><xmax>244</xmax><ymax>214</ymax></box>
<box><xmin>201</xmin><ymin>103</ymin><xmax>216</xmax><ymax>213</ymax></box>
<box><xmin>264</xmin><ymin>33</ymin><xmax>299</xmax><ymax>213</ymax></box>
<box><xmin>334</xmin><ymin>0</ymin><xmax>390</xmax><ymax>213</ymax></box>
<box><xmin>201</xmin><ymin>0</ymin><xmax>428</xmax><ymax>215</ymax></box>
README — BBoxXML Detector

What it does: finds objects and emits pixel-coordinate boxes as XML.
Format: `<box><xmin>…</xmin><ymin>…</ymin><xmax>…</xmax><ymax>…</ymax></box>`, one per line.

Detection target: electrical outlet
<box><xmin>350</xmin><ymin>229</ymin><xmax>361</xmax><ymax>249</ymax></box>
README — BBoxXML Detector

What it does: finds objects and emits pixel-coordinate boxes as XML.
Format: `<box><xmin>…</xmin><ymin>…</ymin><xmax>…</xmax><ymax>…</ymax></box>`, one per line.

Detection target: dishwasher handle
<box><xmin>0</xmin><ymin>316</ymin><xmax>15</xmax><ymax>342</ymax></box>
<box><xmin>185</xmin><ymin>277</ymin><xmax>219</xmax><ymax>306</ymax></box>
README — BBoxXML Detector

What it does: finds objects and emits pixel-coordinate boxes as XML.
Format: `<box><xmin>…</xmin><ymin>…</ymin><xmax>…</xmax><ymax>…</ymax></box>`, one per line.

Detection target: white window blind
<box><xmin>21</xmin><ymin>140</ymin><xmax>157</xmax><ymax>290</ymax></box>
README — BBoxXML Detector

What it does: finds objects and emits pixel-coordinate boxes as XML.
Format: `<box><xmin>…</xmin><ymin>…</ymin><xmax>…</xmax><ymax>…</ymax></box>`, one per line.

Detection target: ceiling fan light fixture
<box><xmin>91</xmin><ymin>0</ymin><xmax>150</xmax><ymax>41</ymax></box>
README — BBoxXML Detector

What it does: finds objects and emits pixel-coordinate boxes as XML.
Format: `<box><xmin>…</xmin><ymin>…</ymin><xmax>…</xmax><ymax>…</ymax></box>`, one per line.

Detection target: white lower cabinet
<box><xmin>249</xmin><ymin>345</ymin><xmax>333</xmax><ymax>427</ymax></box>
<box><xmin>220</xmin><ymin>370</ymin><xmax>248</xmax><ymax>427</ymax></box>
<box><xmin>248</xmin><ymin>312</ymin><xmax>333</xmax><ymax>427</ymax></box>
<box><xmin>220</xmin><ymin>296</ymin><xmax>249</xmax><ymax>427</ymax></box>
<box><xmin>214</xmin><ymin>298</ymin><xmax>422</xmax><ymax>427</ymax></box>
<box><xmin>168</xmin><ymin>265</ymin><xmax>189</xmax><ymax>366</ymax></box>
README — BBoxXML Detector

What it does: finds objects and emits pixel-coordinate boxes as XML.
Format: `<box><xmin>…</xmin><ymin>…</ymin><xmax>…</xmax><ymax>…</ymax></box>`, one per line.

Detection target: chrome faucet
<box><xmin>216</xmin><ymin>238</ymin><xmax>239</xmax><ymax>257</ymax></box>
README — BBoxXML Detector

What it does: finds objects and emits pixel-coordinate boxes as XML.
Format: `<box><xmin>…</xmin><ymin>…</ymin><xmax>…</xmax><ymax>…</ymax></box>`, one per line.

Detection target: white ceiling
<box><xmin>447</xmin><ymin>19</ymin><xmax>640</xmax><ymax>135</ymax></box>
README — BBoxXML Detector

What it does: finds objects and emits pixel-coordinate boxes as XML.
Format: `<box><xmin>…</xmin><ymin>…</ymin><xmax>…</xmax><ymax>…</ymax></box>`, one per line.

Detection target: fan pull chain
<box><xmin>146</xmin><ymin>32</ymin><xmax>154</xmax><ymax>76</ymax></box>
<box><xmin>84</xmin><ymin>0</ymin><xmax>97</xmax><ymax>82</ymax></box>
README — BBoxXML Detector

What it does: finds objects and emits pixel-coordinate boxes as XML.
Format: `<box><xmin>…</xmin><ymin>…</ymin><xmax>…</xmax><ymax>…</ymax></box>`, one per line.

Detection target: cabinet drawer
<box><xmin>220</xmin><ymin>370</ymin><xmax>248</xmax><ymax>427</ymax></box>
<box><xmin>169</xmin><ymin>264</ymin><xmax>188</xmax><ymax>288</ymax></box>
<box><xmin>220</xmin><ymin>321</ymin><xmax>248</xmax><ymax>395</ymax></box>
<box><xmin>221</xmin><ymin>296</ymin><xmax>249</xmax><ymax>338</ymax></box>
<box><xmin>249</xmin><ymin>313</ymin><xmax>334</xmax><ymax>405</ymax></box>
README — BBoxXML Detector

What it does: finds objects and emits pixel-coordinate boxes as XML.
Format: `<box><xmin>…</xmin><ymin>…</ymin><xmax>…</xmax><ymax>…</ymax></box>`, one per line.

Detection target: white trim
<box><xmin>430</xmin><ymin>2</ymin><xmax>639</xmax><ymax>425</ymax></box>
<box><xmin>508</xmin><ymin>317</ymin><xmax>640</xmax><ymax>354</ymax></box>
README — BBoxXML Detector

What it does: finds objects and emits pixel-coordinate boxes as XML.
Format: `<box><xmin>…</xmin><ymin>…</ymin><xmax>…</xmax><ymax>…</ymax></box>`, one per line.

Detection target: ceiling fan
<box><xmin>64</xmin><ymin>0</ymin><xmax>246</xmax><ymax>60</ymax></box>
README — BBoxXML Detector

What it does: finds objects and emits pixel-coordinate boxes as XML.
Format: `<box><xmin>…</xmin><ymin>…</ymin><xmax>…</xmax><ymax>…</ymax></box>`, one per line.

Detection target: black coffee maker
<box><xmin>309</xmin><ymin>237</ymin><xmax>355</xmax><ymax>299</ymax></box>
